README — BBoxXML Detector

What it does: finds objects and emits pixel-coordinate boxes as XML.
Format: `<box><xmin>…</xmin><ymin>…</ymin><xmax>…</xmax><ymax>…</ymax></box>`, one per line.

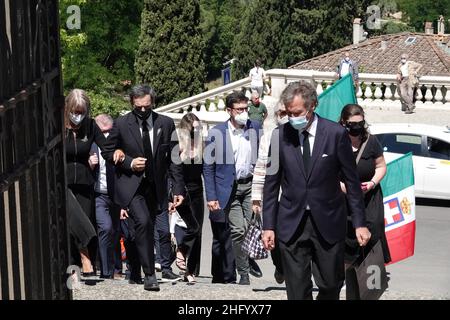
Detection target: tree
<box><xmin>231</xmin><ymin>0</ymin><xmax>292</xmax><ymax>79</ymax></box>
<box><xmin>231</xmin><ymin>0</ymin><xmax>368</xmax><ymax>78</ymax></box>
<box><xmin>60</xmin><ymin>0</ymin><xmax>143</xmax><ymax>117</ymax></box>
<box><xmin>397</xmin><ymin>0</ymin><xmax>450</xmax><ymax>32</ymax></box>
<box><xmin>200</xmin><ymin>0</ymin><xmax>247</xmax><ymax>80</ymax></box>
<box><xmin>135</xmin><ymin>0</ymin><xmax>206</xmax><ymax>107</ymax></box>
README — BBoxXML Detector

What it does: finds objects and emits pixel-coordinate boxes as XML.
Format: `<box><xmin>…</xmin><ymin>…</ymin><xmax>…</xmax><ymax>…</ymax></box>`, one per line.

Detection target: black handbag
<box><xmin>345</xmin><ymin>240</ymin><xmax>389</xmax><ymax>300</ymax></box>
<box><xmin>241</xmin><ymin>213</ymin><xmax>268</xmax><ymax>260</ymax></box>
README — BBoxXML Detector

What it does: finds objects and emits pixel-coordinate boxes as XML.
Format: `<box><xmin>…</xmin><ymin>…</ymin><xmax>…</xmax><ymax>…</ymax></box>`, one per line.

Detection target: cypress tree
<box><xmin>135</xmin><ymin>0</ymin><xmax>206</xmax><ymax>106</ymax></box>
<box><xmin>232</xmin><ymin>0</ymin><xmax>368</xmax><ymax>78</ymax></box>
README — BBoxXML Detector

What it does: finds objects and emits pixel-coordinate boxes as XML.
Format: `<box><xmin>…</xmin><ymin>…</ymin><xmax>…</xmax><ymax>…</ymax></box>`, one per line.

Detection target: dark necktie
<box><xmin>302</xmin><ymin>130</ymin><xmax>310</xmax><ymax>174</ymax></box>
<box><xmin>141</xmin><ymin>119</ymin><xmax>153</xmax><ymax>181</ymax></box>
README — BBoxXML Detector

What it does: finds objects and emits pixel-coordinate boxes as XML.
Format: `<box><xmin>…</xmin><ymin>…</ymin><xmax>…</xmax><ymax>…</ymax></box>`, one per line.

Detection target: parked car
<box><xmin>369</xmin><ymin>123</ymin><xmax>450</xmax><ymax>200</ymax></box>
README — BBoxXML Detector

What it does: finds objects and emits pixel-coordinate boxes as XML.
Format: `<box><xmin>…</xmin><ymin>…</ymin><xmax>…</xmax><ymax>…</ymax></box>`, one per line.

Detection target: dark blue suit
<box><xmin>91</xmin><ymin>143</ymin><xmax>120</xmax><ymax>277</ymax></box>
<box><xmin>203</xmin><ymin>119</ymin><xmax>262</xmax><ymax>282</ymax></box>
<box><xmin>263</xmin><ymin>115</ymin><xmax>366</xmax><ymax>299</ymax></box>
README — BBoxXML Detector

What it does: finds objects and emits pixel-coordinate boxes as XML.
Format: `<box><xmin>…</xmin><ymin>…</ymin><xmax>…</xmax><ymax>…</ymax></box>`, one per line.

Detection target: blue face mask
<box><xmin>289</xmin><ymin>110</ymin><xmax>310</xmax><ymax>131</ymax></box>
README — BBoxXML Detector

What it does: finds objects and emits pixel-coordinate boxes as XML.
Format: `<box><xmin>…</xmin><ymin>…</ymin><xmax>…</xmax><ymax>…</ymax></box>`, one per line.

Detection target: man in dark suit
<box><xmin>102</xmin><ymin>84</ymin><xmax>185</xmax><ymax>291</ymax></box>
<box><xmin>262</xmin><ymin>81</ymin><xmax>371</xmax><ymax>300</ymax></box>
<box><xmin>203</xmin><ymin>91</ymin><xmax>263</xmax><ymax>285</ymax></box>
<box><xmin>91</xmin><ymin>114</ymin><xmax>121</xmax><ymax>279</ymax></box>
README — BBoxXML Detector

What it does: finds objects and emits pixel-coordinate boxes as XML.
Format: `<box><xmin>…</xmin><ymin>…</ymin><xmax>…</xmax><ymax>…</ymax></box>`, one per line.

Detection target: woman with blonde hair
<box><xmin>64</xmin><ymin>89</ymin><xmax>123</xmax><ymax>277</ymax></box>
<box><xmin>169</xmin><ymin>112</ymin><xmax>204</xmax><ymax>284</ymax></box>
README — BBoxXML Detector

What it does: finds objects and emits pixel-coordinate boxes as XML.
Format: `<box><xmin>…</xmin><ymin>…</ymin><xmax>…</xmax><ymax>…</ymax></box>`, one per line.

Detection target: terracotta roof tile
<box><xmin>289</xmin><ymin>32</ymin><xmax>450</xmax><ymax>76</ymax></box>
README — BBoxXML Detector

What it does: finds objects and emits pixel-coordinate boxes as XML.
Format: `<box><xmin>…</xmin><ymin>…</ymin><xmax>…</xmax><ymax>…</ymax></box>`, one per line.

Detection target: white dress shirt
<box><xmin>95</xmin><ymin>148</ymin><xmax>108</xmax><ymax>194</ymax></box>
<box><xmin>400</xmin><ymin>62</ymin><xmax>409</xmax><ymax>77</ymax></box>
<box><xmin>340</xmin><ymin>61</ymin><xmax>350</xmax><ymax>77</ymax></box>
<box><xmin>228</xmin><ymin>120</ymin><xmax>254</xmax><ymax>180</ymax></box>
<box><xmin>301</xmin><ymin>113</ymin><xmax>318</xmax><ymax>210</ymax></box>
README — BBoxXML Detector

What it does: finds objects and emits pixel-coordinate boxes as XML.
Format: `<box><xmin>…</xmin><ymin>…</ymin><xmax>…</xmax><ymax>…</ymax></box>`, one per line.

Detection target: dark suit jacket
<box><xmin>91</xmin><ymin>143</ymin><xmax>115</xmax><ymax>199</ymax></box>
<box><xmin>101</xmin><ymin>111</ymin><xmax>185</xmax><ymax>210</ymax></box>
<box><xmin>262</xmin><ymin>115</ymin><xmax>366</xmax><ymax>245</ymax></box>
<box><xmin>203</xmin><ymin>119</ymin><xmax>262</xmax><ymax>222</ymax></box>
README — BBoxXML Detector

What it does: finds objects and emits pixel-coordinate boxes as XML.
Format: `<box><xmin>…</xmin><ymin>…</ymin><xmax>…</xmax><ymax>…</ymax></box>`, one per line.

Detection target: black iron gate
<box><xmin>0</xmin><ymin>0</ymin><xmax>69</xmax><ymax>299</ymax></box>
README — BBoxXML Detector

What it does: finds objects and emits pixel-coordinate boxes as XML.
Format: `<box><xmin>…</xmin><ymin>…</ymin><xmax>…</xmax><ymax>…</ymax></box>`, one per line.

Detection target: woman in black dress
<box><xmin>64</xmin><ymin>89</ymin><xmax>115</xmax><ymax>276</ymax></box>
<box><xmin>170</xmin><ymin>113</ymin><xmax>204</xmax><ymax>284</ymax></box>
<box><xmin>339</xmin><ymin>104</ymin><xmax>391</xmax><ymax>264</ymax></box>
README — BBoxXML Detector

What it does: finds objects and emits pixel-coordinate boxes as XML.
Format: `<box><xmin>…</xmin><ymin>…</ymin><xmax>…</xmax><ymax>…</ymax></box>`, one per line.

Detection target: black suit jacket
<box><xmin>101</xmin><ymin>111</ymin><xmax>185</xmax><ymax>210</ymax></box>
<box><xmin>91</xmin><ymin>143</ymin><xmax>115</xmax><ymax>199</ymax></box>
<box><xmin>262</xmin><ymin>115</ymin><xmax>366</xmax><ymax>245</ymax></box>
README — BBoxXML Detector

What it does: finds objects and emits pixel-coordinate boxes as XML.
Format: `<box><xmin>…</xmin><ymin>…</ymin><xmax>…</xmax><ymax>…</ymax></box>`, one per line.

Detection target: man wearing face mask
<box><xmin>336</xmin><ymin>52</ymin><xmax>359</xmax><ymax>89</ymax></box>
<box><xmin>262</xmin><ymin>81</ymin><xmax>371</xmax><ymax>300</ymax></box>
<box><xmin>204</xmin><ymin>91</ymin><xmax>263</xmax><ymax>285</ymax></box>
<box><xmin>101</xmin><ymin>84</ymin><xmax>185</xmax><ymax>291</ymax></box>
<box><xmin>396</xmin><ymin>54</ymin><xmax>422</xmax><ymax>114</ymax></box>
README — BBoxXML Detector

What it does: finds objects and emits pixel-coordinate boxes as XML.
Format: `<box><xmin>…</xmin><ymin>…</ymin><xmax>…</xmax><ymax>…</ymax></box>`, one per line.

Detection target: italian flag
<box><xmin>380</xmin><ymin>152</ymin><xmax>416</xmax><ymax>264</ymax></box>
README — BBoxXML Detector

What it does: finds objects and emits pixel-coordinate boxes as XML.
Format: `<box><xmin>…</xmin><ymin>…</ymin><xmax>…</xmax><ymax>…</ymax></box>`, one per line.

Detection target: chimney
<box><xmin>353</xmin><ymin>18</ymin><xmax>366</xmax><ymax>45</ymax></box>
<box><xmin>381</xmin><ymin>36</ymin><xmax>388</xmax><ymax>50</ymax></box>
<box><xmin>425</xmin><ymin>21</ymin><xmax>434</xmax><ymax>34</ymax></box>
<box><xmin>437</xmin><ymin>15</ymin><xmax>445</xmax><ymax>35</ymax></box>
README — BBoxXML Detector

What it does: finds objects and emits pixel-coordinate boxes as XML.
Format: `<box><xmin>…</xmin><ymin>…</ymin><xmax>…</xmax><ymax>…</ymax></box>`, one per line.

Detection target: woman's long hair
<box><xmin>178</xmin><ymin>113</ymin><xmax>203</xmax><ymax>162</ymax></box>
<box><xmin>339</xmin><ymin>104</ymin><xmax>369</xmax><ymax>142</ymax></box>
<box><xmin>64</xmin><ymin>89</ymin><xmax>91</xmax><ymax>135</ymax></box>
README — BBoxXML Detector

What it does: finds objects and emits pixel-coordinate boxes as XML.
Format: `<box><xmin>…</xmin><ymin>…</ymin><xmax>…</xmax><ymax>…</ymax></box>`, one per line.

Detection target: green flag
<box><xmin>316</xmin><ymin>73</ymin><xmax>357</xmax><ymax>122</ymax></box>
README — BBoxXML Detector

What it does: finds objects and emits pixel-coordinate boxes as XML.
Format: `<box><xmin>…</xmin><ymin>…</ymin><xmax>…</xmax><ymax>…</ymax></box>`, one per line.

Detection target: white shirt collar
<box><xmin>305</xmin><ymin>113</ymin><xmax>318</xmax><ymax>137</ymax></box>
<box><xmin>228</xmin><ymin>119</ymin><xmax>246</xmax><ymax>133</ymax></box>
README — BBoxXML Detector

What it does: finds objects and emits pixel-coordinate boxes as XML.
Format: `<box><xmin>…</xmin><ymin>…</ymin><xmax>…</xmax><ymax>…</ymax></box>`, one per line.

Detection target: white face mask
<box><xmin>234</xmin><ymin>111</ymin><xmax>249</xmax><ymax>126</ymax></box>
<box><xmin>277</xmin><ymin>115</ymin><xmax>289</xmax><ymax>126</ymax></box>
<box><xmin>69</xmin><ymin>112</ymin><xmax>86</xmax><ymax>126</ymax></box>
<box><xmin>401</xmin><ymin>58</ymin><xmax>407</xmax><ymax>64</ymax></box>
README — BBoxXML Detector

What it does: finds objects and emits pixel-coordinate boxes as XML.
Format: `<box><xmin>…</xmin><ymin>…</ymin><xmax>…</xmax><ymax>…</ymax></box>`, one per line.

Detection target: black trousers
<box><xmin>175</xmin><ymin>188</ymin><xmax>203</xmax><ymax>275</ymax></box>
<box><xmin>127</xmin><ymin>180</ymin><xmax>158</xmax><ymax>276</ymax></box>
<box><xmin>279</xmin><ymin>212</ymin><xmax>345</xmax><ymax>300</ymax></box>
<box><xmin>210</xmin><ymin>220</ymin><xmax>236</xmax><ymax>283</ymax></box>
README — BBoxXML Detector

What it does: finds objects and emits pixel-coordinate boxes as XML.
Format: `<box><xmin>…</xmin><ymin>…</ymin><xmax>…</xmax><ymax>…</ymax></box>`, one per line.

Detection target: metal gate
<box><xmin>0</xmin><ymin>0</ymin><xmax>69</xmax><ymax>299</ymax></box>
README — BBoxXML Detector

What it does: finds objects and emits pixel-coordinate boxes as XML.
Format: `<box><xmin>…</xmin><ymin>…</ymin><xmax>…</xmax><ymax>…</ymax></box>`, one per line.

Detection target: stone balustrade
<box><xmin>159</xmin><ymin>69</ymin><xmax>450</xmax><ymax>128</ymax></box>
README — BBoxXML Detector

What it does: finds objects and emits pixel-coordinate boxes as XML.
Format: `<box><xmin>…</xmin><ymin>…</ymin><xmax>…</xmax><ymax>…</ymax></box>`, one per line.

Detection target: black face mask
<box><xmin>345</xmin><ymin>120</ymin><xmax>365</xmax><ymax>137</ymax></box>
<box><xmin>133</xmin><ymin>108</ymin><xmax>152</xmax><ymax>120</ymax></box>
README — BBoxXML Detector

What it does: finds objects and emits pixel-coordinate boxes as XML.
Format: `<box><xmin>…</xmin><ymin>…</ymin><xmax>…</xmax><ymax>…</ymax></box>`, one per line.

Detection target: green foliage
<box><xmin>200</xmin><ymin>0</ymin><xmax>246</xmax><ymax>80</ymax></box>
<box><xmin>135</xmin><ymin>0</ymin><xmax>206</xmax><ymax>107</ymax></box>
<box><xmin>397</xmin><ymin>0</ymin><xmax>450</xmax><ymax>32</ymax></box>
<box><xmin>231</xmin><ymin>0</ymin><xmax>368</xmax><ymax>78</ymax></box>
<box><xmin>59</xmin><ymin>0</ymin><xmax>142</xmax><ymax>117</ymax></box>
<box><xmin>231</xmin><ymin>0</ymin><xmax>292</xmax><ymax>79</ymax></box>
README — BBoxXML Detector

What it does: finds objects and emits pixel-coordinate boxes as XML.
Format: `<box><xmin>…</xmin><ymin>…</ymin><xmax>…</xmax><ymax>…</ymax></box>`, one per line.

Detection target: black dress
<box><xmin>174</xmin><ymin>157</ymin><xmax>204</xmax><ymax>276</ymax></box>
<box><xmin>345</xmin><ymin>135</ymin><xmax>392</xmax><ymax>264</ymax></box>
<box><xmin>65</xmin><ymin>118</ymin><xmax>107</xmax><ymax>263</ymax></box>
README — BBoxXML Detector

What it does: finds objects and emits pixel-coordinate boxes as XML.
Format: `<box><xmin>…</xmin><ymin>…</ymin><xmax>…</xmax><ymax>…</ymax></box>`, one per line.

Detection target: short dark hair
<box><xmin>225</xmin><ymin>91</ymin><xmax>248</xmax><ymax>109</ymax></box>
<box><xmin>280</xmin><ymin>81</ymin><xmax>317</xmax><ymax>110</ymax></box>
<box><xmin>129</xmin><ymin>84</ymin><xmax>156</xmax><ymax>106</ymax></box>
<box><xmin>339</xmin><ymin>104</ymin><xmax>369</xmax><ymax>141</ymax></box>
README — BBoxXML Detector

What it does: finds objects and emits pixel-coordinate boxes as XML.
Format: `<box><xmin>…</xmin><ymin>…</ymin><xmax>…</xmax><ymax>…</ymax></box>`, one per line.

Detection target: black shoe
<box><xmin>161</xmin><ymin>270</ymin><xmax>182</xmax><ymax>282</ymax></box>
<box><xmin>99</xmin><ymin>274</ymin><xmax>114</xmax><ymax>279</ymax></box>
<box><xmin>82</xmin><ymin>272</ymin><xmax>96</xmax><ymax>278</ymax></box>
<box><xmin>249</xmin><ymin>259</ymin><xmax>263</xmax><ymax>278</ymax></box>
<box><xmin>144</xmin><ymin>274</ymin><xmax>160</xmax><ymax>291</ymax></box>
<box><xmin>274</xmin><ymin>269</ymin><xmax>285</xmax><ymax>284</ymax></box>
<box><xmin>239</xmin><ymin>274</ymin><xmax>250</xmax><ymax>285</ymax></box>
<box><xmin>129</xmin><ymin>275</ymin><xmax>143</xmax><ymax>284</ymax></box>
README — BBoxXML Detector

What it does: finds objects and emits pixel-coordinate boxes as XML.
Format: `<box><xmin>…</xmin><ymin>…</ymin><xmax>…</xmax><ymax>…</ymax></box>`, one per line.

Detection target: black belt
<box><xmin>236</xmin><ymin>176</ymin><xmax>252</xmax><ymax>184</ymax></box>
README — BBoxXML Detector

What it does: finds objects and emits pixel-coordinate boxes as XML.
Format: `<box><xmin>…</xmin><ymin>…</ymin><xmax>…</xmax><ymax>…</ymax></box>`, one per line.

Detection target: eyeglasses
<box><xmin>231</xmin><ymin>107</ymin><xmax>248</xmax><ymax>113</ymax></box>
